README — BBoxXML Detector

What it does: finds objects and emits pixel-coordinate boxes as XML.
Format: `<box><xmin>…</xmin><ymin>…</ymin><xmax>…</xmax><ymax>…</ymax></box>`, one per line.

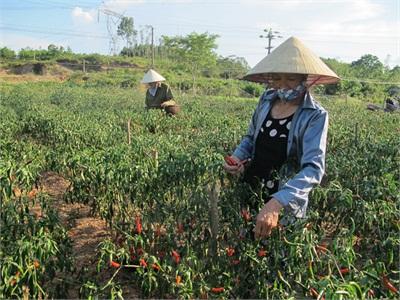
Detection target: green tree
<box><xmin>0</xmin><ymin>47</ymin><xmax>16</xmax><ymax>60</ymax></box>
<box><xmin>162</xmin><ymin>32</ymin><xmax>219</xmax><ymax>93</ymax></box>
<box><xmin>117</xmin><ymin>17</ymin><xmax>137</xmax><ymax>48</ymax></box>
<box><xmin>18</xmin><ymin>47</ymin><xmax>36</xmax><ymax>60</ymax></box>
<box><xmin>388</xmin><ymin>66</ymin><xmax>400</xmax><ymax>83</ymax></box>
<box><xmin>47</xmin><ymin>44</ymin><xmax>66</xmax><ymax>58</ymax></box>
<box><xmin>216</xmin><ymin>55</ymin><xmax>250</xmax><ymax>79</ymax></box>
<box><xmin>351</xmin><ymin>54</ymin><xmax>384</xmax><ymax>78</ymax></box>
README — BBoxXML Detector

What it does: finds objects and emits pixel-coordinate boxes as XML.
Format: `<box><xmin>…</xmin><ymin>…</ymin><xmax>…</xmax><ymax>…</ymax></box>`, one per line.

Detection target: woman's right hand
<box><xmin>223</xmin><ymin>155</ymin><xmax>245</xmax><ymax>175</ymax></box>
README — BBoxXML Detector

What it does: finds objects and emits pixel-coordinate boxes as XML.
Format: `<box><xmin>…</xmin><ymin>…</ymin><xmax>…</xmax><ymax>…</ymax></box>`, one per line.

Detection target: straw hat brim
<box><xmin>141</xmin><ymin>69</ymin><xmax>166</xmax><ymax>84</ymax></box>
<box><xmin>243</xmin><ymin>37</ymin><xmax>340</xmax><ymax>85</ymax></box>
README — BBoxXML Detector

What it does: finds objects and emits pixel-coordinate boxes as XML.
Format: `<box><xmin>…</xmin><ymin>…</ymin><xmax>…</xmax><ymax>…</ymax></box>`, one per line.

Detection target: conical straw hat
<box><xmin>141</xmin><ymin>69</ymin><xmax>166</xmax><ymax>84</ymax></box>
<box><xmin>243</xmin><ymin>36</ymin><xmax>340</xmax><ymax>85</ymax></box>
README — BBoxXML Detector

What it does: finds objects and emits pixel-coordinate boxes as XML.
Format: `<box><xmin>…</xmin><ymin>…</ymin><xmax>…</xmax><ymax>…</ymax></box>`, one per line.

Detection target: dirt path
<box><xmin>39</xmin><ymin>171</ymin><xmax>139</xmax><ymax>299</ymax></box>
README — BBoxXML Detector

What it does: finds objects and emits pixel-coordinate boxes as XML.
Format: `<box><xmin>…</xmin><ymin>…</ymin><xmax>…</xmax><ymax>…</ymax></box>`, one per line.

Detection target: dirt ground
<box><xmin>0</xmin><ymin>69</ymin><xmax>68</xmax><ymax>83</ymax></box>
<box><xmin>38</xmin><ymin>171</ymin><xmax>139</xmax><ymax>299</ymax></box>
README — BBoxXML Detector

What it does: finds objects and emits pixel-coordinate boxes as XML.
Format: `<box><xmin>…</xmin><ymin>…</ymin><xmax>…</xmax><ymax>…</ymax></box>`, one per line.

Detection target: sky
<box><xmin>1</xmin><ymin>0</ymin><xmax>399</xmax><ymax>68</ymax></box>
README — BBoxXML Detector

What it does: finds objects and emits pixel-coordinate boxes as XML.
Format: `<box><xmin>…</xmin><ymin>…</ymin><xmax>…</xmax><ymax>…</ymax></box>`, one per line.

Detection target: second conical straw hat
<box><xmin>141</xmin><ymin>69</ymin><xmax>166</xmax><ymax>84</ymax></box>
<box><xmin>243</xmin><ymin>36</ymin><xmax>340</xmax><ymax>85</ymax></box>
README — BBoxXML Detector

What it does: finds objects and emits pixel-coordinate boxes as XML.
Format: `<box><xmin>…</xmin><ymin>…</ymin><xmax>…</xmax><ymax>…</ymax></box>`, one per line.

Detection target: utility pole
<box><xmin>260</xmin><ymin>28</ymin><xmax>282</xmax><ymax>54</ymax></box>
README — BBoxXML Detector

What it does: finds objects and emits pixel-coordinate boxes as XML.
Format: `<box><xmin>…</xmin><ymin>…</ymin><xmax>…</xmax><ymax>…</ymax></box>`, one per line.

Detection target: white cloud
<box><xmin>72</xmin><ymin>7</ymin><xmax>95</xmax><ymax>23</ymax></box>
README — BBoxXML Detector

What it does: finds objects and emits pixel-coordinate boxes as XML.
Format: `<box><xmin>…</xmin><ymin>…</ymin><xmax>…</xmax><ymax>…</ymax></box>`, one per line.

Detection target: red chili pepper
<box><xmin>135</xmin><ymin>216</ymin><xmax>142</xmax><ymax>234</ymax></box>
<box><xmin>211</xmin><ymin>287</ymin><xmax>224</xmax><ymax>293</ymax></box>
<box><xmin>110</xmin><ymin>260</ymin><xmax>121</xmax><ymax>268</ymax></box>
<box><xmin>139</xmin><ymin>258</ymin><xmax>147</xmax><ymax>268</ymax></box>
<box><xmin>226</xmin><ymin>247</ymin><xmax>235</xmax><ymax>257</ymax></box>
<box><xmin>382</xmin><ymin>275</ymin><xmax>399</xmax><ymax>294</ymax></box>
<box><xmin>224</xmin><ymin>155</ymin><xmax>249</xmax><ymax>166</ymax></box>
<box><xmin>240</xmin><ymin>209</ymin><xmax>252</xmax><ymax>221</ymax></box>
<box><xmin>339</xmin><ymin>267</ymin><xmax>350</xmax><ymax>275</ymax></box>
<box><xmin>176</xmin><ymin>275</ymin><xmax>182</xmax><ymax>284</ymax></box>
<box><xmin>258</xmin><ymin>248</ymin><xmax>267</xmax><ymax>257</ymax></box>
<box><xmin>152</xmin><ymin>263</ymin><xmax>160</xmax><ymax>271</ymax></box>
<box><xmin>172</xmin><ymin>250</ymin><xmax>181</xmax><ymax>264</ymax></box>
<box><xmin>224</xmin><ymin>155</ymin><xmax>238</xmax><ymax>166</ymax></box>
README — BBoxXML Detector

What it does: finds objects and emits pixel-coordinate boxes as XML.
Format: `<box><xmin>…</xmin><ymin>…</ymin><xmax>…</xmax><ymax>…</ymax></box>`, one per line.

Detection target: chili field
<box><xmin>1</xmin><ymin>82</ymin><xmax>399</xmax><ymax>299</ymax></box>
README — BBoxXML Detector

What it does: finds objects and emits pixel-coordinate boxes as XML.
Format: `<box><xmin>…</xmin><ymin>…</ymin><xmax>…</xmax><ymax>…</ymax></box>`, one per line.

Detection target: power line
<box><xmin>137</xmin><ymin>17</ymin><xmax>399</xmax><ymax>40</ymax></box>
<box><xmin>0</xmin><ymin>26</ymin><xmax>109</xmax><ymax>39</ymax></box>
<box><xmin>1</xmin><ymin>22</ymin><xmax>396</xmax><ymax>46</ymax></box>
<box><xmin>1</xmin><ymin>2</ymin><xmax>397</xmax><ymax>39</ymax></box>
<box><xmin>22</xmin><ymin>0</ymin><xmax>93</xmax><ymax>10</ymax></box>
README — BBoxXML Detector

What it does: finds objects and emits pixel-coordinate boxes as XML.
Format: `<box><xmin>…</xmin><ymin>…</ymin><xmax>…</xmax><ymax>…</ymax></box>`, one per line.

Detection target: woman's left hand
<box><xmin>254</xmin><ymin>198</ymin><xmax>283</xmax><ymax>239</ymax></box>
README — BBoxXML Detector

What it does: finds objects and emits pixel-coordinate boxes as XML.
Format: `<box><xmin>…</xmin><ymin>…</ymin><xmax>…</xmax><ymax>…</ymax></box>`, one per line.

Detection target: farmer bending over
<box><xmin>141</xmin><ymin>69</ymin><xmax>179</xmax><ymax>115</ymax></box>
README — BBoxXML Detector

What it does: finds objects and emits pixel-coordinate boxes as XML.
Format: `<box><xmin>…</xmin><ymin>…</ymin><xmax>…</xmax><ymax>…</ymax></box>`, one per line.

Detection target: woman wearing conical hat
<box><xmin>141</xmin><ymin>69</ymin><xmax>178</xmax><ymax>112</ymax></box>
<box><xmin>223</xmin><ymin>37</ymin><xmax>340</xmax><ymax>239</ymax></box>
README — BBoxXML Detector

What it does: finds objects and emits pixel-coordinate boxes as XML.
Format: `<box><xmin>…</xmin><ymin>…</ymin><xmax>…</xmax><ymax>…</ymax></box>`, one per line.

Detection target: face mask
<box><xmin>277</xmin><ymin>82</ymin><xmax>307</xmax><ymax>102</ymax></box>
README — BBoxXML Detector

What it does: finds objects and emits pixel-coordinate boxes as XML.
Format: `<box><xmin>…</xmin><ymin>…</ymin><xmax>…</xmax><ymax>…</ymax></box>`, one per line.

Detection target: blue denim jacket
<box><xmin>233</xmin><ymin>90</ymin><xmax>328</xmax><ymax>218</ymax></box>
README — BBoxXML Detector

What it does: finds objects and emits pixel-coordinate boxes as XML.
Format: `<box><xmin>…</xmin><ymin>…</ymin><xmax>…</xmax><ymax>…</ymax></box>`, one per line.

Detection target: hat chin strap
<box><xmin>307</xmin><ymin>76</ymin><xmax>322</xmax><ymax>88</ymax></box>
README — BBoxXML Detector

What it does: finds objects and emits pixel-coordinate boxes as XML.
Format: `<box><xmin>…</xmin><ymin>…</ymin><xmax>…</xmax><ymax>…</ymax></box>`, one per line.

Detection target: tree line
<box><xmin>1</xmin><ymin>26</ymin><xmax>399</xmax><ymax>101</ymax></box>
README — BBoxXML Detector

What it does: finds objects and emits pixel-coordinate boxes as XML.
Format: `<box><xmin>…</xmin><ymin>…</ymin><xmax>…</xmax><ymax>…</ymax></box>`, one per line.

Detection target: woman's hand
<box><xmin>223</xmin><ymin>155</ymin><xmax>245</xmax><ymax>175</ymax></box>
<box><xmin>254</xmin><ymin>198</ymin><xmax>283</xmax><ymax>239</ymax></box>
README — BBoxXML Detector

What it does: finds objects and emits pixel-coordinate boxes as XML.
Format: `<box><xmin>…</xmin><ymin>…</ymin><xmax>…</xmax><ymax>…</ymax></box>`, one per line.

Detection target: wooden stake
<box><xmin>354</xmin><ymin>123</ymin><xmax>359</xmax><ymax>146</ymax></box>
<box><xmin>208</xmin><ymin>181</ymin><xmax>220</xmax><ymax>256</ymax></box>
<box><xmin>127</xmin><ymin>118</ymin><xmax>131</xmax><ymax>145</ymax></box>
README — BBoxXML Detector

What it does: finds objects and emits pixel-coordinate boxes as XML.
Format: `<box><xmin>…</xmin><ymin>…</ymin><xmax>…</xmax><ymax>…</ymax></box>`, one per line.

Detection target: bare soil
<box><xmin>38</xmin><ymin>171</ymin><xmax>139</xmax><ymax>299</ymax></box>
<box><xmin>0</xmin><ymin>69</ymin><xmax>68</xmax><ymax>83</ymax></box>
